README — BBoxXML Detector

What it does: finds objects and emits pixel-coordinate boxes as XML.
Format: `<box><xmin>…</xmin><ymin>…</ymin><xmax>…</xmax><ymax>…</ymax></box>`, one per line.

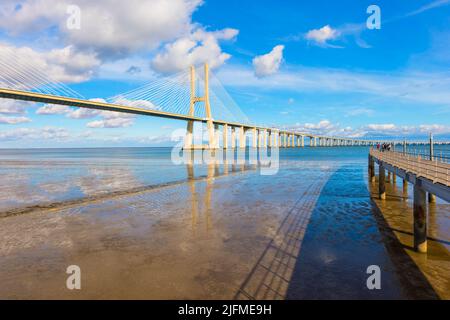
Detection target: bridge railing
<box><xmin>370</xmin><ymin>149</ymin><xmax>450</xmax><ymax>187</ymax></box>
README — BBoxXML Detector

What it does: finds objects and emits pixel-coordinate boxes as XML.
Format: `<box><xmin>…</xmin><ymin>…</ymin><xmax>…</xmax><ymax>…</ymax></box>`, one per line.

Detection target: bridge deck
<box><xmin>370</xmin><ymin>149</ymin><xmax>450</xmax><ymax>202</ymax></box>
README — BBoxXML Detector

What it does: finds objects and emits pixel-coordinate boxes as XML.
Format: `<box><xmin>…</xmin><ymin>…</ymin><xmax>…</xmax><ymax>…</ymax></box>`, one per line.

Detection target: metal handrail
<box><xmin>370</xmin><ymin>149</ymin><xmax>450</xmax><ymax>186</ymax></box>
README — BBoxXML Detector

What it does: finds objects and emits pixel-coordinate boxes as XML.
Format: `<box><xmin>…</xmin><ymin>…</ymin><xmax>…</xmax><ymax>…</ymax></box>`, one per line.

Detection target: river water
<box><xmin>0</xmin><ymin>147</ymin><xmax>448</xmax><ymax>299</ymax></box>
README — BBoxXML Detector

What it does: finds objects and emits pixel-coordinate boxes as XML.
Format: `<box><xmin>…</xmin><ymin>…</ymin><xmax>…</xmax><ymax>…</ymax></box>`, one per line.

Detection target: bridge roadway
<box><xmin>0</xmin><ymin>87</ymin><xmax>386</xmax><ymax>148</ymax></box>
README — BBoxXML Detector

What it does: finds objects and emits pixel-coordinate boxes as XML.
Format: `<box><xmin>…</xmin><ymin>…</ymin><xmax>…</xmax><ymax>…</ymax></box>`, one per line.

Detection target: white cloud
<box><xmin>252</xmin><ymin>45</ymin><xmax>284</xmax><ymax>78</ymax></box>
<box><xmin>216</xmin><ymin>65</ymin><xmax>450</xmax><ymax>106</ymax></box>
<box><xmin>36</xmin><ymin>97</ymin><xmax>140</xmax><ymax>128</ymax></box>
<box><xmin>87</xmin><ymin>118</ymin><xmax>134</xmax><ymax>128</ymax></box>
<box><xmin>0</xmin><ymin>99</ymin><xmax>32</xmax><ymax>115</ymax></box>
<box><xmin>68</xmin><ymin>108</ymin><xmax>100</xmax><ymax>119</ymax></box>
<box><xmin>151</xmin><ymin>28</ymin><xmax>238</xmax><ymax>74</ymax></box>
<box><xmin>405</xmin><ymin>0</ymin><xmax>450</xmax><ymax>17</ymax></box>
<box><xmin>0</xmin><ymin>43</ymin><xmax>101</xmax><ymax>85</ymax></box>
<box><xmin>284</xmin><ymin>120</ymin><xmax>450</xmax><ymax>138</ymax></box>
<box><xmin>0</xmin><ymin>127</ymin><xmax>69</xmax><ymax>141</ymax></box>
<box><xmin>0</xmin><ymin>0</ymin><xmax>203</xmax><ymax>59</ymax></box>
<box><xmin>36</xmin><ymin>104</ymin><xmax>71</xmax><ymax>115</ymax></box>
<box><xmin>113</xmin><ymin>97</ymin><xmax>159</xmax><ymax>110</ymax></box>
<box><xmin>0</xmin><ymin>115</ymin><xmax>31</xmax><ymax>124</ymax></box>
<box><xmin>365</xmin><ymin>124</ymin><xmax>397</xmax><ymax>131</ymax></box>
<box><xmin>305</xmin><ymin>25</ymin><xmax>340</xmax><ymax>46</ymax></box>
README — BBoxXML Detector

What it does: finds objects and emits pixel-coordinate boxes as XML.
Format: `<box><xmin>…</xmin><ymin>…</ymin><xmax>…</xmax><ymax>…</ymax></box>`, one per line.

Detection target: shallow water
<box><xmin>0</xmin><ymin>147</ymin><xmax>448</xmax><ymax>299</ymax></box>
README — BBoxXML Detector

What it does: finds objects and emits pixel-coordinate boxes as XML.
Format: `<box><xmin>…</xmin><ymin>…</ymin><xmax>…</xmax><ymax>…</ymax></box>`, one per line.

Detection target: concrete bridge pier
<box><xmin>223</xmin><ymin>124</ymin><xmax>228</xmax><ymax>149</ymax></box>
<box><xmin>239</xmin><ymin>126</ymin><xmax>246</xmax><ymax>148</ymax></box>
<box><xmin>268</xmin><ymin>131</ymin><xmax>272</xmax><ymax>148</ymax></box>
<box><xmin>231</xmin><ymin>127</ymin><xmax>236</xmax><ymax>149</ymax></box>
<box><xmin>184</xmin><ymin>120</ymin><xmax>194</xmax><ymax>149</ymax></box>
<box><xmin>413</xmin><ymin>182</ymin><xmax>428</xmax><ymax>253</ymax></box>
<box><xmin>263</xmin><ymin>130</ymin><xmax>268</xmax><ymax>148</ymax></box>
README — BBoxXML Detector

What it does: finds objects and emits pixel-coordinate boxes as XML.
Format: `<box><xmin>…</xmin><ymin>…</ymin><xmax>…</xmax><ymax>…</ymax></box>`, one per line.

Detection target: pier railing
<box><xmin>370</xmin><ymin>149</ymin><xmax>450</xmax><ymax>187</ymax></box>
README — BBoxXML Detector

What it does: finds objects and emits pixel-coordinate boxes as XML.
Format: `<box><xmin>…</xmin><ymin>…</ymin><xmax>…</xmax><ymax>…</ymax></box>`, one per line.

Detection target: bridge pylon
<box><xmin>184</xmin><ymin>63</ymin><xmax>217</xmax><ymax>150</ymax></box>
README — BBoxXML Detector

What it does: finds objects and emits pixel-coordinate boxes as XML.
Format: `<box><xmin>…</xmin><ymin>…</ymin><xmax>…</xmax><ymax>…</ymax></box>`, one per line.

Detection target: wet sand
<box><xmin>0</xmin><ymin>162</ymin><xmax>335</xmax><ymax>299</ymax></box>
<box><xmin>0</xmin><ymin>153</ymin><xmax>448</xmax><ymax>299</ymax></box>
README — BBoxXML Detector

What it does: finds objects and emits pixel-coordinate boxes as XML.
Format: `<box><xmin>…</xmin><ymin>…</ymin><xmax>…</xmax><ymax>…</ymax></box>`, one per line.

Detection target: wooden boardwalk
<box><xmin>370</xmin><ymin>149</ymin><xmax>449</xmax><ymax>188</ymax></box>
<box><xmin>369</xmin><ymin>149</ymin><xmax>449</xmax><ymax>253</ymax></box>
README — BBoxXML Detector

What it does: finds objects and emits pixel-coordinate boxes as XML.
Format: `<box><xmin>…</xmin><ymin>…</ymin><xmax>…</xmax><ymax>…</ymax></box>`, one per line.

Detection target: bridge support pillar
<box><xmin>263</xmin><ymin>129</ymin><xmax>267</xmax><ymax>148</ymax></box>
<box><xmin>231</xmin><ymin>127</ymin><xmax>236</xmax><ymax>149</ymax></box>
<box><xmin>184</xmin><ymin>121</ymin><xmax>194</xmax><ymax>149</ymax></box>
<box><xmin>387</xmin><ymin>171</ymin><xmax>391</xmax><ymax>183</ymax></box>
<box><xmin>223</xmin><ymin>124</ymin><xmax>228</xmax><ymax>149</ymax></box>
<box><xmin>301</xmin><ymin>136</ymin><xmax>304</xmax><ymax>147</ymax></box>
<box><xmin>413</xmin><ymin>183</ymin><xmax>427</xmax><ymax>253</ymax></box>
<box><xmin>214</xmin><ymin>123</ymin><xmax>220</xmax><ymax>148</ymax></box>
<box><xmin>403</xmin><ymin>179</ymin><xmax>408</xmax><ymax>193</ymax></box>
<box><xmin>239</xmin><ymin>127</ymin><xmax>246</xmax><ymax>148</ymax></box>
<box><xmin>379</xmin><ymin>163</ymin><xmax>386</xmax><ymax>199</ymax></box>
<box><xmin>206</xmin><ymin>121</ymin><xmax>216</xmax><ymax>149</ymax></box>
<box><xmin>252</xmin><ymin>127</ymin><xmax>257</xmax><ymax>148</ymax></box>
<box><xmin>268</xmin><ymin>131</ymin><xmax>272</xmax><ymax>148</ymax></box>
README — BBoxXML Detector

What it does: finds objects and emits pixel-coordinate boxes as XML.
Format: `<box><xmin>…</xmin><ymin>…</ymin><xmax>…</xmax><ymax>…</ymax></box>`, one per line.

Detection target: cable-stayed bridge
<box><xmin>0</xmin><ymin>47</ymin><xmax>446</xmax><ymax>149</ymax></box>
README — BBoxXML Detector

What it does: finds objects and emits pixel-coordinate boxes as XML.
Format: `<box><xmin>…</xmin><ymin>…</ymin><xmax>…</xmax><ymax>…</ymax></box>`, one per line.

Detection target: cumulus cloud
<box><xmin>151</xmin><ymin>28</ymin><xmax>238</xmax><ymax>74</ymax></box>
<box><xmin>305</xmin><ymin>25</ymin><xmax>340</xmax><ymax>47</ymax></box>
<box><xmin>0</xmin><ymin>99</ymin><xmax>32</xmax><ymax>115</ymax></box>
<box><xmin>87</xmin><ymin>118</ymin><xmax>134</xmax><ymax>128</ymax></box>
<box><xmin>0</xmin><ymin>43</ymin><xmax>101</xmax><ymax>84</ymax></box>
<box><xmin>0</xmin><ymin>115</ymin><xmax>31</xmax><ymax>124</ymax></box>
<box><xmin>284</xmin><ymin>120</ymin><xmax>450</xmax><ymax>138</ymax></box>
<box><xmin>0</xmin><ymin>0</ymin><xmax>203</xmax><ymax>59</ymax></box>
<box><xmin>36</xmin><ymin>104</ymin><xmax>71</xmax><ymax>115</ymax></box>
<box><xmin>252</xmin><ymin>45</ymin><xmax>284</xmax><ymax>78</ymax></box>
<box><xmin>35</xmin><ymin>97</ymin><xmax>150</xmax><ymax>128</ymax></box>
<box><xmin>365</xmin><ymin>124</ymin><xmax>397</xmax><ymax>131</ymax></box>
<box><xmin>0</xmin><ymin>127</ymin><xmax>69</xmax><ymax>141</ymax></box>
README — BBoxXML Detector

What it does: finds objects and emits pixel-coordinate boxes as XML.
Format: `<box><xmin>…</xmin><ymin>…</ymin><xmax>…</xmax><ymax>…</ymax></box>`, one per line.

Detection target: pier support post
<box><xmin>428</xmin><ymin>193</ymin><xmax>436</xmax><ymax>203</ymax></box>
<box><xmin>252</xmin><ymin>127</ymin><xmax>257</xmax><ymax>148</ymax></box>
<box><xmin>368</xmin><ymin>155</ymin><xmax>375</xmax><ymax>183</ymax></box>
<box><xmin>379</xmin><ymin>164</ymin><xmax>386</xmax><ymax>199</ymax></box>
<box><xmin>413</xmin><ymin>182</ymin><xmax>427</xmax><ymax>253</ymax></box>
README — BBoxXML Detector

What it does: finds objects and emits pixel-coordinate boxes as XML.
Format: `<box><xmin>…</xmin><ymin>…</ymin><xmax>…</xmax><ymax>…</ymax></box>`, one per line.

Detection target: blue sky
<box><xmin>0</xmin><ymin>0</ymin><xmax>449</xmax><ymax>147</ymax></box>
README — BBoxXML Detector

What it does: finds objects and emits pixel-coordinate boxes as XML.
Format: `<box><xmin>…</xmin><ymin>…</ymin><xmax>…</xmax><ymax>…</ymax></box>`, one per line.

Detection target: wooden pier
<box><xmin>369</xmin><ymin>148</ymin><xmax>450</xmax><ymax>253</ymax></box>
